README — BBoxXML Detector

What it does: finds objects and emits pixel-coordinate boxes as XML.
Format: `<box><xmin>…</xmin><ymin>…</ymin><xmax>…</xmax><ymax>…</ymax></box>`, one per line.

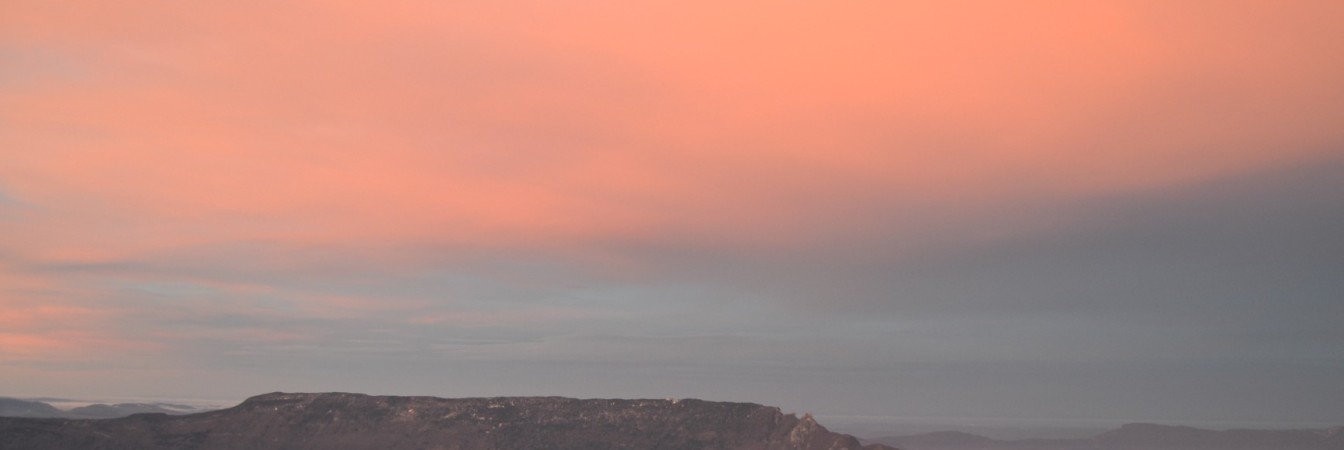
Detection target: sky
<box><xmin>2</xmin><ymin>0</ymin><xmax>1343</xmax><ymax>427</ymax></box>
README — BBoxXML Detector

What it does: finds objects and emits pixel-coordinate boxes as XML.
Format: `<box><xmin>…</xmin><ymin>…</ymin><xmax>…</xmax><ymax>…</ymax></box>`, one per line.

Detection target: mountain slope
<box><xmin>0</xmin><ymin>392</ymin><xmax>894</xmax><ymax>450</ymax></box>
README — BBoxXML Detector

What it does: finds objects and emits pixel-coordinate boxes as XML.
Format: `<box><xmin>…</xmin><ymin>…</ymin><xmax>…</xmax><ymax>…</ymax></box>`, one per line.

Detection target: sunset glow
<box><xmin>3</xmin><ymin>1</ymin><xmax>1343</xmax><ymax>423</ymax></box>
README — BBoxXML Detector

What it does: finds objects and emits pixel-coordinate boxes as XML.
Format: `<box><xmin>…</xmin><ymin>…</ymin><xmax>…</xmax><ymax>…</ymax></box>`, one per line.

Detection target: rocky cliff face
<box><xmin>0</xmin><ymin>392</ymin><xmax>894</xmax><ymax>450</ymax></box>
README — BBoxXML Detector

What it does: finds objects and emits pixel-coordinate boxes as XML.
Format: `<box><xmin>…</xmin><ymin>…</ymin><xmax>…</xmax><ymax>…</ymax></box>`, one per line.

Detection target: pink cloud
<box><xmin>1</xmin><ymin>0</ymin><xmax>1342</xmax><ymax>365</ymax></box>
<box><xmin>4</xmin><ymin>2</ymin><xmax>1341</xmax><ymax>256</ymax></box>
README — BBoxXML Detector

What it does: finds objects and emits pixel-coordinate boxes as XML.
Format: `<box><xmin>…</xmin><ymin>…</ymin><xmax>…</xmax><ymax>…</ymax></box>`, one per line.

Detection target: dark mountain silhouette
<box><xmin>870</xmin><ymin>422</ymin><xmax>1344</xmax><ymax>450</ymax></box>
<box><xmin>0</xmin><ymin>392</ymin><xmax>895</xmax><ymax>450</ymax></box>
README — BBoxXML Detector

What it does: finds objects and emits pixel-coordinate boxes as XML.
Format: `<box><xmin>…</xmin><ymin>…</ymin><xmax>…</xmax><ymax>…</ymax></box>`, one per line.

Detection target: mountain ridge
<box><xmin>0</xmin><ymin>391</ymin><xmax>895</xmax><ymax>450</ymax></box>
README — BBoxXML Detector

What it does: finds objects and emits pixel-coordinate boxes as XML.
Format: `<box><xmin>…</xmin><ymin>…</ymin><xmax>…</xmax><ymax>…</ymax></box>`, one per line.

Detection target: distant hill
<box><xmin>871</xmin><ymin>422</ymin><xmax>1344</xmax><ymax>450</ymax></box>
<box><xmin>0</xmin><ymin>397</ymin><xmax>201</xmax><ymax>420</ymax></box>
<box><xmin>0</xmin><ymin>398</ymin><xmax>67</xmax><ymax>418</ymax></box>
<box><xmin>64</xmin><ymin>403</ymin><xmax>190</xmax><ymax>419</ymax></box>
<box><xmin>0</xmin><ymin>392</ymin><xmax>894</xmax><ymax>449</ymax></box>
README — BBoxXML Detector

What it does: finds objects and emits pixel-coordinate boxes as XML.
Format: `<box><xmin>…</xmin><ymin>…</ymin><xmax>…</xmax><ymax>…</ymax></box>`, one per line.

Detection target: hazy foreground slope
<box><xmin>0</xmin><ymin>392</ymin><xmax>893</xmax><ymax>450</ymax></box>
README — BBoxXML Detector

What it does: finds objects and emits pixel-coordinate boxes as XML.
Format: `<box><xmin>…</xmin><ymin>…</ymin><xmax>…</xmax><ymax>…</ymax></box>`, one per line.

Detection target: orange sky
<box><xmin>5</xmin><ymin>1</ymin><xmax>1341</xmax><ymax>253</ymax></box>
<box><xmin>2</xmin><ymin>1</ymin><xmax>1343</xmax><ymax>417</ymax></box>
